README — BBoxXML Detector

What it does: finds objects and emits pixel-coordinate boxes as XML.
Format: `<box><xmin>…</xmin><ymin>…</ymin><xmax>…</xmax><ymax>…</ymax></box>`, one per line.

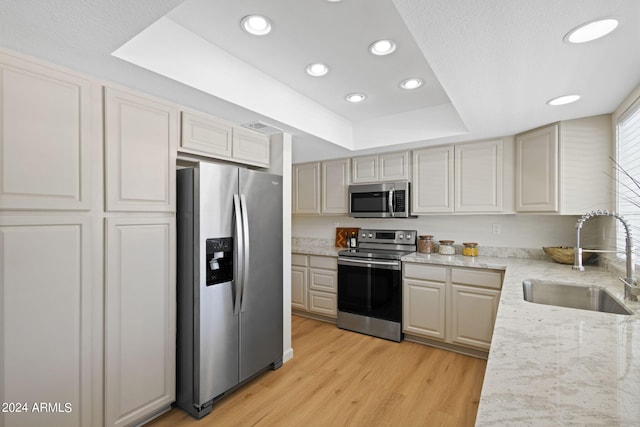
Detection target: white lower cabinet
<box><xmin>403</xmin><ymin>263</ymin><xmax>503</xmax><ymax>353</ymax></box>
<box><xmin>0</xmin><ymin>215</ymin><xmax>98</xmax><ymax>427</ymax></box>
<box><xmin>450</xmin><ymin>284</ymin><xmax>500</xmax><ymax>349</ymax></box>
<box><xmin>403</xmin><ymin>279</ymin><xmax>446</xmax><ymax>339</ymax></box>
<box><xmin>291</xmin><ymin>254</ymin><xmax>308</xmax><ymax>311</ymax></box>
<box><xmin>105</xmin><ymin>216</ymin><xmax>176</xmax><ymax>427</ymax></box>
<box><xmin>291</xmin><ymin>254</ymin><xmax>337</xmax><ymax>319</ymax></box>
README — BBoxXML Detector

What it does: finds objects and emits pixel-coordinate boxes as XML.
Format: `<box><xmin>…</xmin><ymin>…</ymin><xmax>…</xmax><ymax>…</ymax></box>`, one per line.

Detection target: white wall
<box><xmin>293</xmin><ymin>214</ymin><xmax>589</xmax><ymax>249</ymax></box>
<box><xmin>272</xmin><ymin>133</ymin><xmax>294</xmax><ymax>364</ymax></box>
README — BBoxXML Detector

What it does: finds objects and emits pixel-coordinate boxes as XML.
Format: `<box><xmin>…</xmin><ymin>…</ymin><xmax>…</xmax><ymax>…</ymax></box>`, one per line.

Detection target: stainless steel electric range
<box><xmin>337</xmin><ymin>229</ymin><xmax>417</xmax><ymax>342</ymax></box>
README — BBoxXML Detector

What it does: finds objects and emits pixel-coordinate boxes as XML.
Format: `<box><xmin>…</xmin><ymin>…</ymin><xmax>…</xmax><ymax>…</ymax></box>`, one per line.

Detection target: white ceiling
<box><xmin>1</xmin><ymin>0</ymin><xmax>639</xmax><ymax>164</ymax></box>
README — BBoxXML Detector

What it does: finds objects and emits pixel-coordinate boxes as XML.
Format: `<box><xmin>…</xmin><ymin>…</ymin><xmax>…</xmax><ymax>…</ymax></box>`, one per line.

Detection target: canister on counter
<box><xmin>418</xmin><ymin>235</ymin><xmax>435</xmax><ymax>253</ymax></box>
<box><xmin>438</xmin><ymin>240</ymin><xmax>455</xmax><ymax>255</ymax></box>
<box><xmin>463</xmin><ymin>242</ymin><xmax>479</xmax><ymax>257</ymax></box>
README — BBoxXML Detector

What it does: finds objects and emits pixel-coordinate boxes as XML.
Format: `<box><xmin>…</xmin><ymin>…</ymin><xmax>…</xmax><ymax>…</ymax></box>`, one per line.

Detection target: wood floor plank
<box><xmin>148</xmin><ymin>316</ymin><xmax>486</xmax><ymax>426</ymax></box>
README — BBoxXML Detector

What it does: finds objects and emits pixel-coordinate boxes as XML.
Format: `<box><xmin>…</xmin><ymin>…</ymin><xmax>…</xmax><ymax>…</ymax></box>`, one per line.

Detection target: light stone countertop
<box><xmin>291</xmin><ymin>241</ymin><xmax>343</xmax><ymax>257</ymax></box>
<box><xmin>291</xmin><ymin>243</ymin><xmax>640</xmax><ymax>425</ymax></box>
<box><xmin>403</xmin><ymin>253</ymin><xmax>640</xmax><ymax>426</ymax></box>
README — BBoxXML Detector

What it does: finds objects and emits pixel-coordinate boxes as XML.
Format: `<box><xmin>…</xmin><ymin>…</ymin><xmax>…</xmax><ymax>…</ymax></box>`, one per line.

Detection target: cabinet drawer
<box><xmin>308</xmin><ymin>290</ymin><xmax>337</xmax><ymax>317</ymax></box>
<box><xmin>309</xmin><ymin>255</ymin><xmax>337</xmax><ymax>270</ymax></box>
<box><xmin>403</xmin><ymin>263</ymin><xmax>447</xmax><ymax>282</ymax></box>
<box><xmin>309</xmin><ymin>268</ymin><xmax>337</xmax><ymax>293</ymax></box>
<box><xmin>292</xmin><ymin>253</ymin><xmax>308</xmax><ymax>267</ymax></box>
<box><xmin>451</xmin><ymin>268</ymin><xmax>503</xmax><ymax>289</ymax></box>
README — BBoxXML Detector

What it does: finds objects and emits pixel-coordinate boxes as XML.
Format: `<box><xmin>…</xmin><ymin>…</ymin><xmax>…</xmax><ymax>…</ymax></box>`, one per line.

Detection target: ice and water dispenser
<box><xmin>205</xmin><ymin>237</ymin><xmax>233</xmax><ymax>286</ymax></box>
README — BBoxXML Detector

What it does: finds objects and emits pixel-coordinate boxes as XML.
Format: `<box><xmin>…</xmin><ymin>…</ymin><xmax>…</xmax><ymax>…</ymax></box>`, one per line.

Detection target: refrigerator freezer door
<box><xmin>238</xmin><ymin>169</ymin><xmax>284</xmax><ymax>382</ymax></box>
<box><xmin>196</xmin><ymin>163</ymin><xmax>240</xmax><ymax>403</ymax></box>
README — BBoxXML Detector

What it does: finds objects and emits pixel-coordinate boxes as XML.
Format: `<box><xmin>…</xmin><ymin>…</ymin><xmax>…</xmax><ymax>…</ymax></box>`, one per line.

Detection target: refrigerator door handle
<box><xmin>239</xmin><ymin>194</ymin><xmax>251</xmax><ymax>312</ymax></box>
<box><xmin>233</xmin><ymin>194</ymin><xmax>244</xmax><ymax>316</ymax></box>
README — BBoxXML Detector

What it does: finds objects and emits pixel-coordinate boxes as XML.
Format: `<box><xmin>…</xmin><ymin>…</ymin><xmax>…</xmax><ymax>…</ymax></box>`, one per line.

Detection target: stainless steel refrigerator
<box><xmin>175</xmin><ymin>161</ymin><xmax>283</xmax><ymax>419</ymax></box>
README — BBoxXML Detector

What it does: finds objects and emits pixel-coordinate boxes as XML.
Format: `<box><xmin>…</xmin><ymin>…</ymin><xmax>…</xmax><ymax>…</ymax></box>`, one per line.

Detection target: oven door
<box><xmin>337</xmin><ymin>257</ymin><xmax>401</xmax><ymax>322</ymax></box>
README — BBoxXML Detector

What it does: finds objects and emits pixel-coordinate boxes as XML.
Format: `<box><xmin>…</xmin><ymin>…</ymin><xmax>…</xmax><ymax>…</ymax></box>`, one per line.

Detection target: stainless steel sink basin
<box><xmin>522</xmin><ymin>279</ymin><xmax>633</xmax><ymax>315</ymax></box>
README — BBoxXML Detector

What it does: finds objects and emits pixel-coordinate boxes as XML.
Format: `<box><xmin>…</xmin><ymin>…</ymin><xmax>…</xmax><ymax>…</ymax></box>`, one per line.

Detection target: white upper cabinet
<box><xmin>412</xmin><ymin>146</ymin><xmax>455</xmax><ymax>213</ymax></box>
<box><xmin>321</xmin><ymin>159</ymin><xmax>350</xmax><ymax>214</ymax></box>
<box><xmin>413</xmin><ymin>141</ymin><xmax>506</xmax><ymax>214</ymax></box>
<box><xmin>232</xmin><ymin>126</ymin><xmax>270</xmax><ymax>167</ymax></box>
<box><xmin>351</xmin><ymin>155</ymin><xmax>378</xmax><ymax>183</ymax></box>
<box><xmin>455</xmin><ymin>140</ymin><xmax>504</xmax><ymax>212</ymax></box>
<box><xmin>352</xmin><ymin>151</ymin><xmax>410</xmax><ymax>183</ymax></box>
<box><xmin>0</xmin><ymin>50</ymin><xmax>97</xmax><ymax>210</ymax></box>
<box><xmin>180</xmin><ymin>110</ymin><xmax>270</xmax><ymax>168</ymax></box>
<box><xmin>292</xmin><ymin>162</ymin><xmax>321</xmax><ymax>214</ymax></box>
<box><xmin>180</xmin><ymin>110</ymin><xmax>233</xmax><ymax>158</ymax></box>
<box><xmin>104</xmin><ymin>87</ymin><xmax>178</xmax><ymax>212</ymax></box>
<box><xmin>515</xmin><ymin>115</ymin><xmax>612</xmax><ymax>214</ymax></box>
<box><xmin>379</xmin><ymin>151</ymin><xmax>411</xmax><ymax>181</ymax></box>
<box><xmin>515</xmin><ymin>124</ymin><xmax>559</xmax><ymax>212</ymax></box>
<box><xmin>293</xmin><ymin>159</ymin><xmax>349</xmax><ymax>215</ymax></box>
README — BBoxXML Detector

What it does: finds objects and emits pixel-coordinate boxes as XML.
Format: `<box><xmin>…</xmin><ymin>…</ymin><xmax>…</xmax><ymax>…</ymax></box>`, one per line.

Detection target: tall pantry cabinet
<box><xmin>0</xmin><ymin>50</ymin><xmax>103</xmax><ymax>427</ymax></box>
<box><xmin>0</xmin><ymin>49</ymin><xmax>177</xmax><ymax>427</ymax></box>
<box><xmin>103</xmin><ymin>87</ymin><xmax>177</xmax><ymax>427</ymax></box>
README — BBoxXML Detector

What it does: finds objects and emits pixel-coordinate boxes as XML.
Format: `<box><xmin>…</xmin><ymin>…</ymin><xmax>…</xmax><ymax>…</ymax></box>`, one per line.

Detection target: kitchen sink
<box><xmin>522</xmin><ymin>279</ymin><xmax>633</xmax><ymax>315</ymax></box>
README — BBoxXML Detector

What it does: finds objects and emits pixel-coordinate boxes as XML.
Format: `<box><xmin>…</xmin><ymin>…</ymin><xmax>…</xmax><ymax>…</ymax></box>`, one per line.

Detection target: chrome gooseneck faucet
<box><xmin>573</xmin><ymin>210</ymin><xmax>638</xmax><ymax>301</ymax></box>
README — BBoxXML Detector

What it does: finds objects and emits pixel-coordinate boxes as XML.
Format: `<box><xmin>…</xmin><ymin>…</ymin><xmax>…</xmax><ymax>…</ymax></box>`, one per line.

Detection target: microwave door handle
<box><xmin>388</xmin><ymin>188</ymin><xmax>395</xmax><ymax>217</ymax></box>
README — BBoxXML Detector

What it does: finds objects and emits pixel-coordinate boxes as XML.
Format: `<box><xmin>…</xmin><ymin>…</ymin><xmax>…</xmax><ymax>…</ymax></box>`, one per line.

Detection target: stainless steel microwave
<box><xmin>348</xmin><ymin>181</ymin><xmax>413</xmax><ymax>218</ymax></box>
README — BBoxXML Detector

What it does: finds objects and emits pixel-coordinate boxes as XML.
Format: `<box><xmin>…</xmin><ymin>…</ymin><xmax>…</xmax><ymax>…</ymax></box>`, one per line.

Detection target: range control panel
<box><xmin>358</xmin><ymin>229</ymin><xmax>417</xmax><ymax>245</ymax></box>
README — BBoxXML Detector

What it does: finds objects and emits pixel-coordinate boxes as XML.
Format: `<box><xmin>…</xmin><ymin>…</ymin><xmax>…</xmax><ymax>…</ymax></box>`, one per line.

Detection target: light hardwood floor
<box><xmin>148</xmin><ymin>315</ymin><xmax>487</xmax><ymax>427</ymax></box>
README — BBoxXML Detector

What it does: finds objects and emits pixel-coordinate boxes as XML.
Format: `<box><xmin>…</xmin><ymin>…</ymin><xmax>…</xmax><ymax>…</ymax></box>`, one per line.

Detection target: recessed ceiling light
<box><xmin>306</xmin><ymin>63</ymin><xmax>329</xmax><ymax>77</ymax></box>
<box><xmin>400</xmin><ymin>78</ymin><xmax>423</xmax><ymax>90</ymax></box>
<box><xmin>345</xmin><ymin>93</ymin><xmax>367</xmax><ymax>103</ymax></box>
<box><xmin>564</xmin><ymin>18</ymin><xmax>619</xmax><ymax>43</ymax></box>
<box><xmin>369</xmin><ymin>39</ymin><xmax>396</xmax><ymax>56</ymax></box>
<box><xmin>241</xmin><ymin>15</ymin><xmax>272</xmax><ymax>36</ymax></box>
<box><xmin>547</xmin><ymin>94</ymin><xmax>581</xmax><ymax>106</ymax></box>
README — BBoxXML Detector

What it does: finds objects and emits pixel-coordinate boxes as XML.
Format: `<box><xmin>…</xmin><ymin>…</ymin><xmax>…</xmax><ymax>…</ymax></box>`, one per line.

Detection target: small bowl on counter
<box><xmin>543</xmin><ymin>246</ymin><xmax>596</xmax><ymax>265</ymax></box>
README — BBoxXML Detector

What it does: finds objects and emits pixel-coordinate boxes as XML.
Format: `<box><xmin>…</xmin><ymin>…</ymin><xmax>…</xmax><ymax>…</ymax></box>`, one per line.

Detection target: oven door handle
<box><xmin>339</xmin><ymin>258</ymin><xmax>400</xmax><ymax>267</ymax></box>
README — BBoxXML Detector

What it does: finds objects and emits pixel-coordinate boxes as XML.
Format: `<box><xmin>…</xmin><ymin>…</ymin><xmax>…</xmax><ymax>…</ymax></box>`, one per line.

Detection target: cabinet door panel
<box><xmin>412</xmin><ymin>146</ymin><xmax>454</xmax><ymax>213</ymax></box>
<box><xmin>291</xmin><ymin>266</ymin><xmax>307</xmax><ymax>310</ymax></box>
<box><xmin>105</xmin><ymin>88</ymin><xmax>177</xmax><ymax>212</ymax></box>
<box><xmin>351</xmin><ymin>155</ymin><xmax>378</xmax><ymax>183</ymax></box>
<box><xmin>455</xmin><ymin>140</ymin><xmax>503</xmax><ymax>212</ymax></box>
<box><xmin>0</xmin><ymin>53</ymin><xmax>94</xmax><ymax>210</ymax></box>
<box><xmin>403</xmin><ymin>280</ymin><xmax>446</xmax><ymax>339</ymax></box>
<box><xmin>322</xmin><ymin>159</ymin><xmax>350</xmax><ymax>214</ymax></box>
<box><xmin>516</xmin><ymin>124</ymin><xmax>558</xmax><ymax>212</ymax></box>
<box><xmin>180</xmin><ymin>111</ymin><xmax>232</xmax><ymax>158</ymax></box>
<box><xmin>292</xmin><ymin>162</ymin><xmax>320</xmax><ymax>214</ymax></box>
<box><xmin>105</xmin><ymin>217</ymin><xmax>176</xmax><ymax>427</ymax></box>
<box><xmin>0</xmin><ymin>216</ymin><xmax>94</xmax><ymax>427</ymax></box>
<box><xmin>232</xmin><ymin>127</ymin><xmax>270</xmax><ymax>167</ymax></box>
<box><xmin>379</xmin><ymin>151</ymin><xmax>410</xmax><ymax>181</ymax></box>
<box><xmin>450</xmin><ymin>284</ymin><xmax>500</xmax><ymax>350</ymax></box>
